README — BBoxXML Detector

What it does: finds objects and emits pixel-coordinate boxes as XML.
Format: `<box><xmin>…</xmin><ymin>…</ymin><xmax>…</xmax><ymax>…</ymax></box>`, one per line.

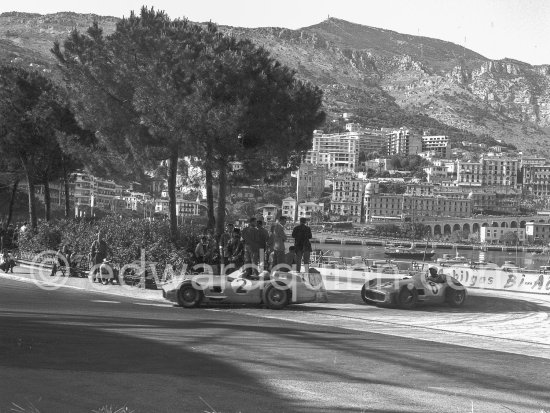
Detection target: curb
<box><xmin>1</xmin><ymin>263</ymin><xmax>166</xmax><ymax>303</ymax></box>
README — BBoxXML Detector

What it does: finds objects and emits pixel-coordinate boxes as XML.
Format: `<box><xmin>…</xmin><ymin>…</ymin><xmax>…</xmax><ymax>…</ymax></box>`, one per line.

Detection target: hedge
<box><xmin>18</xmin><ymin>216</ymin><xmax>205</xmax><ymax>276</ymax></box>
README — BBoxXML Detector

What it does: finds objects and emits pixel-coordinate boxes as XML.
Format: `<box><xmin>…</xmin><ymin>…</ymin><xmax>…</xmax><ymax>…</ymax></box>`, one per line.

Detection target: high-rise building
<box><xmin>385</xmin><ymin>128</ymin><xmax>422</xmax><ymax>156</ymax></box>
<box><xmin>304</xmin><ymin>129</ymin><xmax>385</xmax><ymax>172</ymax></box>
<box><xmin>421</xmin><ymin>135</ymin><xmax>450</xmax><ymax>158</ymax></box>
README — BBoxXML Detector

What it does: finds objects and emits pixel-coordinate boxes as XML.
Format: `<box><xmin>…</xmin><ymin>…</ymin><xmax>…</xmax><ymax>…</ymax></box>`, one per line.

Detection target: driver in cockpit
<box><xmin>427</xmin><ymin>267</ymin><xmax>446</xmax><ymax>283</ymax></box>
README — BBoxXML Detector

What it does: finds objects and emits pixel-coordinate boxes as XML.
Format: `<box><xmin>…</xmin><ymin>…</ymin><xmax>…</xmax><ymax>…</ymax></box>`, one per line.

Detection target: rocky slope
<box><xmin>2</xmin><ymin>12</ymin><xmax>549</xmax><ymax>155</ymax></box>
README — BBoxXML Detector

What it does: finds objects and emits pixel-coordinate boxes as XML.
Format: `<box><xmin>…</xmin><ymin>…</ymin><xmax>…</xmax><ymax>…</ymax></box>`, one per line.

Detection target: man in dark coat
<box><xmin>291</xmin><ymin>217</ymin><xmax>312</xmax><ymax>273</ymax></box>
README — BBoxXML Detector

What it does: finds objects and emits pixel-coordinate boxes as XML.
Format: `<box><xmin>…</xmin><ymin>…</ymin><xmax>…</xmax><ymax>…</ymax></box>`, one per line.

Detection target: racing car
<box><xmin>162</xmin><ymin>269</ymin><xmax>328</xmax><ymax>310</ymax></box>
<box><xmin>360</xmin><ymin>267</ymin><xmax>467</xmax><ymax>309</ymax></box>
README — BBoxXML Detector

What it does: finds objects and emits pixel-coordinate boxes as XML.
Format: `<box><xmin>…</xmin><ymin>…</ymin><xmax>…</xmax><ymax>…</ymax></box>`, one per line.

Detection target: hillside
<box><xmin>1</xmin><ymin>12</ymin><xmax>549</xmax><ymax>155</ymax></box>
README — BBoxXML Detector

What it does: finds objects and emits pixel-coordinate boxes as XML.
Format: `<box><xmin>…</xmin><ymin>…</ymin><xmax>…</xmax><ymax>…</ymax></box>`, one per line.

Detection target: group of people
<box><xmin>0</xmin><ymin>221</ymin><xmax>27</xmax><ymax>251</ymax></box>
<box><xmin>194</xmin><ymin>216</ymin><xmax>313</xmax><ymax>276</ymax></box>
<box><xmin>0</xmin><ymin>249</ymin><xmax>16</xmax><ymax>273</ymax></box>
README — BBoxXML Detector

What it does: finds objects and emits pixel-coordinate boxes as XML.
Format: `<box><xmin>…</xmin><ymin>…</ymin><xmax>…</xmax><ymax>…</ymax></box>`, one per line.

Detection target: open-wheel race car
<box><xmin>162</xmin><ymin>269</ymin><xmax>328</xmax><ymax>310</ymax></box>
<box><xmin>360</xmin><ymin>267</ymin><xmax>467</xmax><ymax>309</ymax></box>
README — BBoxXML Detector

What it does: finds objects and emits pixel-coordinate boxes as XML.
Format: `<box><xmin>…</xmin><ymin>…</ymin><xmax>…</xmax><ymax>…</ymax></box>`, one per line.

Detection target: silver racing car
<box><xmin>162</xmin><ymin>270</ymin><xmax>328</xmax><ymax>310</ymax></box>
<box><xmin>361</xmin><ymin>267</ymin><xmax>467</xmax><ymax>309</ymax></box>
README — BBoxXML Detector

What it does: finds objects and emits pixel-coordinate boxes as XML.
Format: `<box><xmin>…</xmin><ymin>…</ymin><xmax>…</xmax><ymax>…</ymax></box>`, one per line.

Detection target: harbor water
<box><xmin>304</xmin><ymin>242</ymin><xmax>550</xmax><ymax>269</ymax></box>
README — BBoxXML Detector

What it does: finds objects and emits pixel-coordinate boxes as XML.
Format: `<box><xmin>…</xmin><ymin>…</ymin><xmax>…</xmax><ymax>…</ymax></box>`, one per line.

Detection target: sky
<box><xmin>3</xmin><ymin>0</ymin><xmax>550</xmax><ymax>65</ymax></box>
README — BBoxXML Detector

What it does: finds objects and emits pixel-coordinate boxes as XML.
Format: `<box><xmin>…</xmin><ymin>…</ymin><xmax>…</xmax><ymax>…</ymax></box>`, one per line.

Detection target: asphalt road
<box><xmin>1</xmin><ymin>276</ymin><xmax>549</xmax><ymax>413</ymax></box>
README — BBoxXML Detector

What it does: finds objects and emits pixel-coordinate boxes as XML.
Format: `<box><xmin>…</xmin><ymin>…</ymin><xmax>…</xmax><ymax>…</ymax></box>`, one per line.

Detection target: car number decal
<box><xmin>235</xmin><ymin>279</ymin><xmax>248</xmax><ymax>294</ymax></box>
<box><xmin>428</xmin><ymin>281</ymin><xmax>439</xmax><ymax>294</ymax></box>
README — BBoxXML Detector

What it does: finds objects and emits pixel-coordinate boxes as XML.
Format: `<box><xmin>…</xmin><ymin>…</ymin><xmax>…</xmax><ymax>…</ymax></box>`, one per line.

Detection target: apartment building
<box><xmin>456</xmin><ymin>161</ymin><xmax>483</xmax><ymax>186</ymax></box>
<box><xmin>421</xmin><ymin>135</ymin><xmax>450</xmax><ymax>158</ymax></box>
<box><xmin>73</xmin><ymin>172</ymin><xmax>124</xmax><ymax>210</ymax></box>
<box><xmin>482</xmin><ymin>156</ymin><xmax>518</xmax><ymax>188</ymax></box>
<box><xmin>330</xmin><ymin>178</ymin><xmax>365</xmax><ymax>223</ymax></box>
<box><xmin>522</xmin><ymin>164</ymin><xmax>550</xmax><ymax>197</ymax></box>
<box><xmin>480</xmin><ymin>227</ymin><xmax>526</xmax><ymax>244</ymax></box>
<box><xmin>154</xmin><ymin>199</ymin><xmax>203</xmax><ymax>216</ymax></box>
<box><xmin>281</xmin><ymin>197</ymin><xmax>297</xmax><ymax>221</ymax></box>
<box><xmin>385</xmin><ymin>128</ymin><xmax>422</xmax><ymax>156</ymax></box>
<box><xmin>525</xmin><ymin>222</ymin><xmax>550</xmax><ymax>243</ymax></box>
<box><xmin>304</xmin><ymin>129</ymin><xmax>385</xmax><ymax>172</ymax></box>
<box><xmin>304</xmin><ymin>131</ymin><xmax>359</xmax><ymax>172</ymax></box>
<box><xmin>364</xmin><ymin>182</ymin><xmax>472</xmax><ymax>222</ymax></box>
<box><xmin>297</xmin><ymin>202</ymin><xmax>324</xmax><ymax>221</ymax></box>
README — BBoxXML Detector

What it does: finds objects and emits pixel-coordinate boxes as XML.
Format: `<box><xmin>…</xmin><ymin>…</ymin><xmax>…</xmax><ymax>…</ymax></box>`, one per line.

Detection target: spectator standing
<box><xmin>292</xmin><ymin>217</ymin><xmax>312</xmax><ymax>273</ymax></box>
<box><xmin>257</xmin><ymin>220</ymin><xmax>270</xmax><ymax>270</ymax></box>
<box><xmin>19</xmin><ymin>222</ymin><xmax>28</xmax><ymax>235</ymax></box>
<box><xmin>227</xmin><ymin>228</ymin><xmax>244</xmax><ymax>272</ymax></box>
<box><xmin>90</xmin><ymin>231</ymin><xmax>110</xmax><ymax>275</ymax></box>
<box><xmin>219</xmin><ymin>223</ymin><xmax>234</xmax><ymax>266</ymax></box>
<box><xmin>50</xmin><ymin>245</ymin><xmax>72</xmax><ymax>277</ymax></box>
<box><xmin>272</xmin><ymin>215</ymin><xmax>287</xmax><ymax>269</ymax></box>
<box><xmin>241</xmin><ymin>217</ymin><xmax>261</xmax><ymax>277</ymax></box>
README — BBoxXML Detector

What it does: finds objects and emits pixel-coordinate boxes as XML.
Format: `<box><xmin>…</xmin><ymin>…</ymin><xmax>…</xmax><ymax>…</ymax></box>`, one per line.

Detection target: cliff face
<box><xmin>2</xmin><ymin>13</ymin><xmax>550</xmax><ymax>155</ymax></box>
<box><xmin>228</xmin><ymin>18</ymin><xmax>550</xmax><ymax>155</ymax></box>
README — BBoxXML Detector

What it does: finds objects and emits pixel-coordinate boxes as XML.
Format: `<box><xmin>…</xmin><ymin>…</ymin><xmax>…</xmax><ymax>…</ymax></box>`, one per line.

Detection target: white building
<box><xmin>480</xmin><ymin>227</ymin><xmax>526</xmax><ymax>244</ymax></box>
<box><xmin>297</xmin><ymin>202</ymin><xmax>324</xmax><ymax>220</ymax></box>
<box><xmin>330</xmin><ymin>178</ymin><xmax>365</xmax><ymax>223</ymax></box>
<box><xmin>385</xmin><ymin>128</ymin><xmax>422</xmax><ymax>156</ymax></box>
<box><xmin>525</xmin><ymin>222</ymin><xmax>550</xmax><ymax>243</ymax></box>
<box><xmin>281</xmin><ymin>197</ymin><xmax>297</xmax><ymax>222</ymax></box>
<box><xmin>421</xmin><ymin>135</ymin><xmax>450</xmax><ymax>159</ymax></box>
<box><xmin>304</xmin><ymin>129</ymin><xmax>385</xmax><ymax>172</ymax></box>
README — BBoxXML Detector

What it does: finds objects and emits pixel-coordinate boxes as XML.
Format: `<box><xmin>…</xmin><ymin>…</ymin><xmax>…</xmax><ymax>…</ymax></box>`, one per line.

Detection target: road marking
<box><xmin>133</xmin><ymin>302</ymin><xmax>173</xmax><ymax>307</ymax></box>
<box><xmin>90</xmin><ymin>300</ymin><xmax>120</xmax><ymax>304</ymax></box>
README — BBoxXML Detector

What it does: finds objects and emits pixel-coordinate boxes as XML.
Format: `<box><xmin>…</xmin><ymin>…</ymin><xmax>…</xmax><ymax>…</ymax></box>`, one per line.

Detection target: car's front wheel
<box><xmin>397</xmin><ymin>285</ymin><xmax>418</xmax><ymax>309</ymax></box>
<box><xmin>178</xmin><ymin>284</ymin><xmax>203</xmax><ymax>308</ymax></box>
<box><xmin>446</xmin><ymin>288</ymin><xmax>466</xmax><ymax>307</ymax></box>
<box><xmin>264</xmin><ymin>284</ymin><xmax>290</xmax><ymax>310</ymax></box>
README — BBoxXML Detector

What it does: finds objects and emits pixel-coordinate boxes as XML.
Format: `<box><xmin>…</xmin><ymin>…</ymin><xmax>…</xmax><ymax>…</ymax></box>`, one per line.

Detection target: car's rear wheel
<box><xmin>264</xmin><ymin>284</ymin><xmax>290</xmax><ymax>310</ymax></box>
<box><xmin>178</xmin><ymin>284</ymin><xmax>203</xmax><ymax>308</ymax></box>
<box><xmin>397</xmin><ymin>285</ymin><xmax>418</xmax><ymax>309</ymax></box>
<box><xmin>446</xmin><ymin>288</ymin><xmax>466</xmax><ymax>307</ymax></box>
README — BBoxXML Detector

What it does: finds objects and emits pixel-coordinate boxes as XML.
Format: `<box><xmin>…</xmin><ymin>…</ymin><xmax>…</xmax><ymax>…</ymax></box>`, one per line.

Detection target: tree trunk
<box><xmin>6</xmin><ymin>179</ymin><xmax>19</xmax><ymax>226</ymax></box>
<box><xmin>26</xmin><ymin>173</ymin><xmax>37</xmax><ymax>229</ymax></box>
<box><xmin>62</xmin><ymin>160</ymin><xmax>71</xmax><ymax>218</ymax></box>
<box><xmin>168</xmin><ymin>148</ymin><xmax>179</xmax><ymax>242</ymax></box>
<box><xmin>43</xmin><ymin>177</ymin><xmax>51</xmax><ymax>221</ymax></box>
<box><xmin>205</xmin><ymin>148</ymin><xmax>216</xmax><ymax>230</ymax></box>
<box><xmin>215</xmin><ymin>158</ymin><xmax>227</xmax><ymax>236</ymax></box>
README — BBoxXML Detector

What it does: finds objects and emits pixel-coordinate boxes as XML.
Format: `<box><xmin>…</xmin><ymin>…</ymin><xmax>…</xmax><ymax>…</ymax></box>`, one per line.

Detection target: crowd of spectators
<box><xmin>194</xmin><ymin>216</ymin><xmax>313</xmax><ymax>277</ymax></box>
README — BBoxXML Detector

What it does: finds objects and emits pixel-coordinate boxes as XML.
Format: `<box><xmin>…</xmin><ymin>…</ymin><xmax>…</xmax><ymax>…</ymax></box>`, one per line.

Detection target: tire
<box><xmin>264</xmin><ymin>284</ymin><xmax>290</xmax><ymax>310</ymax></box>
<box><xmin>178</xmin><ymin>284</ymin><xmax>203</xmax><ymax>308</ymax></box>
<box><xmin>446</xmin><ymin>288</ymin><xmax>466</xmax><ymax>307</ymax></box>
<box><xmin>397</xmin><ymin>285</ymin><xmax>418</xmax><ymax>309</ymax></box>
<box><xmin>361</xmin><ymin>285</ymin><xmax>375</xmax><ymax>305</ymax></box>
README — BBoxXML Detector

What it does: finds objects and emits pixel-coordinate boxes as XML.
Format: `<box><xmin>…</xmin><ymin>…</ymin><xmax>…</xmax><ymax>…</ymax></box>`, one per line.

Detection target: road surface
<box><xmin>1</xmin><ymin>270</ymin><xmax>549</xmax><ymax>412</ymax></box>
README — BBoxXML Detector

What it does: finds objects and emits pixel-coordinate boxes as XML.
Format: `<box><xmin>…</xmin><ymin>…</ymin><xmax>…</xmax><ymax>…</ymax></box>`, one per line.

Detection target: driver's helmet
<box><xmin>428</xmin><ymin>267</ymin><xmax>438</xmax><ymax>276</ymax></box>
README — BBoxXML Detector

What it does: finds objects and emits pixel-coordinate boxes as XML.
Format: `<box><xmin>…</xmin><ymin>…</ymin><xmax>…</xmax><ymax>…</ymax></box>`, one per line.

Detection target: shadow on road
<box><xmin>322</xmin><ymin>289</ymin><xmax>548</xmax><ymax>314</ymax></box>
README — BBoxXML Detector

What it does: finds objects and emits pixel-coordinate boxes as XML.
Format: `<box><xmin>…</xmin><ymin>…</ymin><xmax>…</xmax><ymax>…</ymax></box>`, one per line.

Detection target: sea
<box><xmin>299</xmin><ymin>242</ymin><xmax>550</xmax><ymax>270</ymax></box>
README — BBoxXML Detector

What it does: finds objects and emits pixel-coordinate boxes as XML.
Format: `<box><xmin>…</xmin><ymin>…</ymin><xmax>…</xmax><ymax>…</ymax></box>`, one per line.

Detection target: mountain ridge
<box><xmin>1</xmin><ymin>12</ymin><xmax>549</xmax><ymax>155</ymax></box>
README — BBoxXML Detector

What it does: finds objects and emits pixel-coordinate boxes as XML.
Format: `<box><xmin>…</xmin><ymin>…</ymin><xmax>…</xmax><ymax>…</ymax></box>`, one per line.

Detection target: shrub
<box><xmin>18</xmin><ymin>216</ymin><xmax>204</xmax><ymax>276</ymax></box>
